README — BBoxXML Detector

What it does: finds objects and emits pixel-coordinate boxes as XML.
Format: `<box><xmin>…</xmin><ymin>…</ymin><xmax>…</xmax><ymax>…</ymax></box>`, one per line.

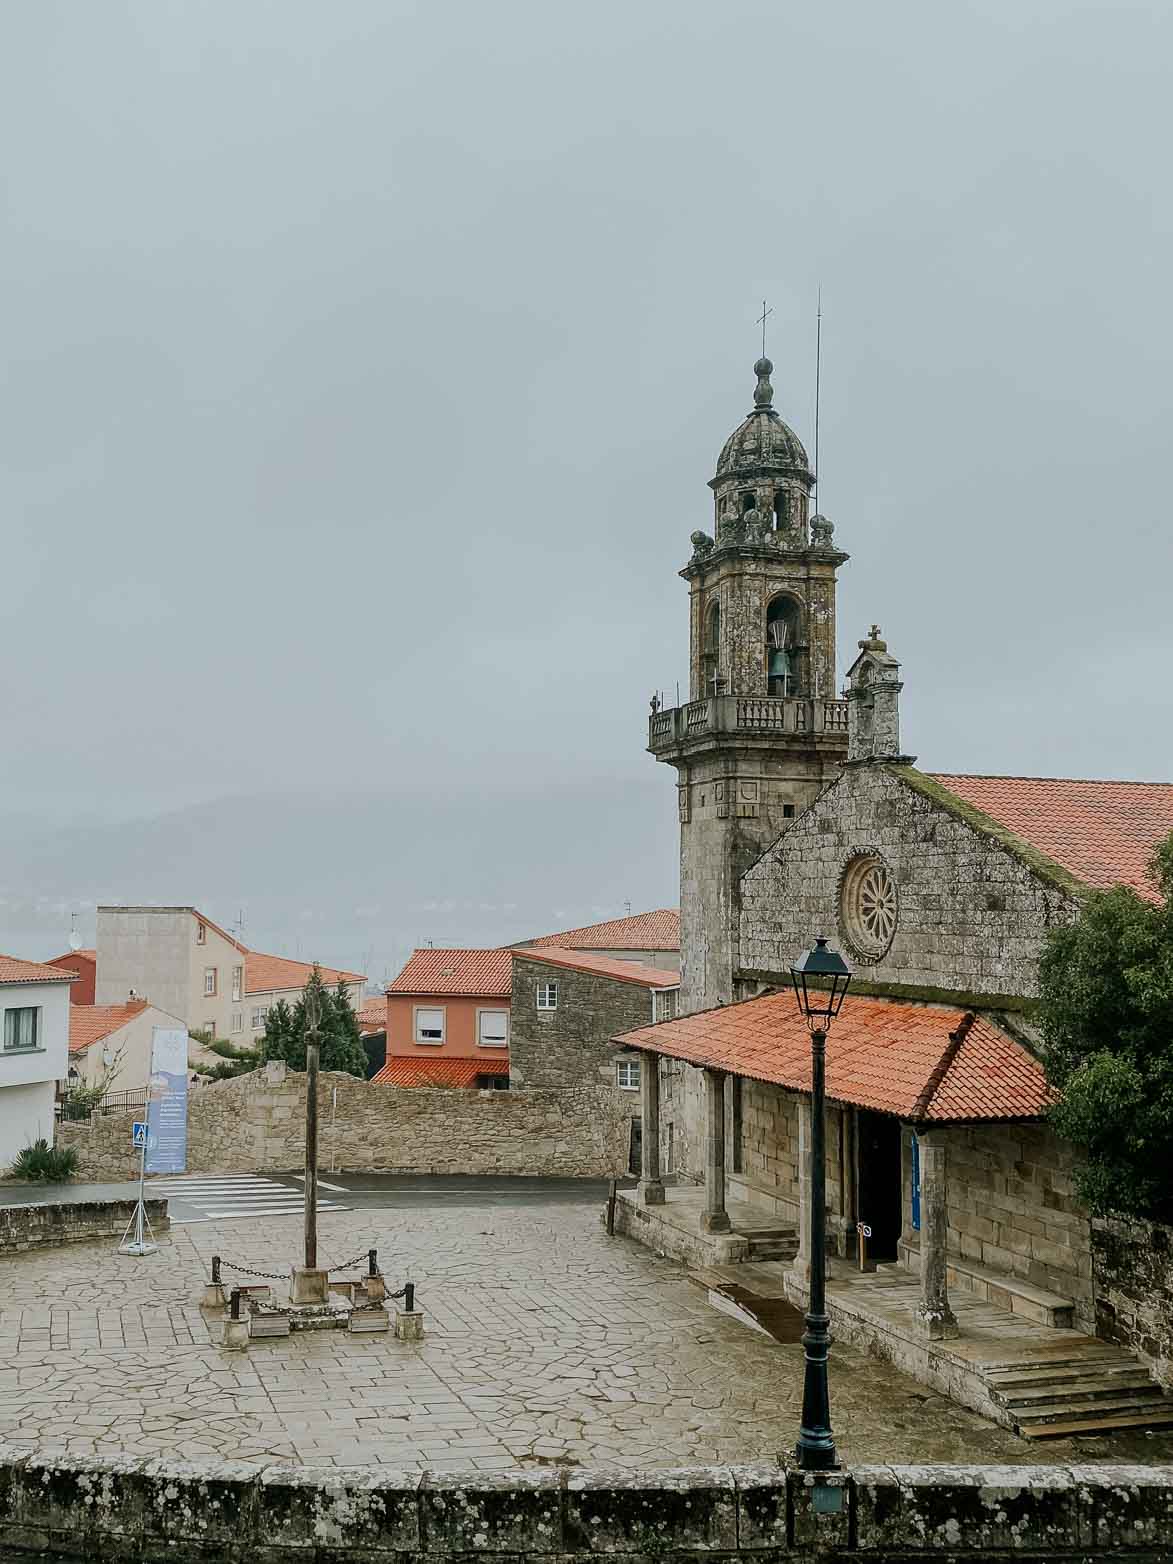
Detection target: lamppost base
<box><xmin>794</xmin><ymin>1433</ymin><xmax>840</xmax><ymax>1472</ymax></box>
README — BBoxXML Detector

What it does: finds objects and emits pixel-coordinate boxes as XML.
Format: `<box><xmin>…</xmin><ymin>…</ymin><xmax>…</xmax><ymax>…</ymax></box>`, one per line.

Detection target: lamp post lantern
<box><xmin>789</xmin><ymin>935</ymin><xmax>852</xmax><ymax>1471</ymax></box>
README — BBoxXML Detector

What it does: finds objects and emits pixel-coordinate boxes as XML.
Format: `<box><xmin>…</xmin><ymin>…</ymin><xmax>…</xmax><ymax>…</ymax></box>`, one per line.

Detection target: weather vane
<box><xmin>757</xmin><ymin>298</ymin><xmax>773</xmax><ymax>358</ymax></box>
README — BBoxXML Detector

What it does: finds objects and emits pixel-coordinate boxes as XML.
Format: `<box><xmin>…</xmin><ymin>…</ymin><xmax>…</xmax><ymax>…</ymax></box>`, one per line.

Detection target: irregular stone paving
<box><xmin>1</xmin><ymin>1201</ymin><xmax>1171</xmax><ymax>1471</ymax></box>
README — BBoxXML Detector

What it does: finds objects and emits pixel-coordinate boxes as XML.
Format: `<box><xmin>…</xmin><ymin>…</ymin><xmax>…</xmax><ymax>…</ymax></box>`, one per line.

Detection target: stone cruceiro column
<box><xmin>639</xmin><ymin>1051</ymin><xmax>665</xmax><ymax>1205</ymax></box>
<box><xmin>915</xmin><ymin>1127</ymin><xmax>958</xmax><ymax>1339</ymax></box>
<box><xmin>701</xmin><ymin>1068</ymin><xmax>731</xmax><ymax>1233</ymax></box>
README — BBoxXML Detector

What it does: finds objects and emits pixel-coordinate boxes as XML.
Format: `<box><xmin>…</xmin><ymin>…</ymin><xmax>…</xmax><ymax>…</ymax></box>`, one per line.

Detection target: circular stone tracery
<box><xmin>839</xmin><ymin>852</ymin><xmax>898</xmax><ymax>962</ymax></box>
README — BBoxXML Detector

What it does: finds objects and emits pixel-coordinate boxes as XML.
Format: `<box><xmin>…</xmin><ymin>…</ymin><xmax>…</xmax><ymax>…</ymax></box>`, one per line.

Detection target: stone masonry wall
<box><xmin>0</xmin><ymin>1198</ymin><xmax>170</xmax><ymax>1252</ymax></box>
<box><xmin>1093</xmin><ymin>1215</ymin><xmax>1173</xmax><ymax>1388</ymax></box>
<box><xmin>1</xmin><ymin>1448</ymin><xmax>1171</xmax><ymax>1561</ymax></box>
<box><xmin>57</xmin><ymin>1065</ymin><xmax>628</xmax><ymax>1182</ymax></box>
<box><xmin>740</xmin><ymin>764</ymin><xmax>1079</xmax><ymax>999</ymax></box>
<box><xmin>900</xmin><ymin>1122</ymin><xmax>1094</xmax><ymax>1330</ymax></box>
<box><xmin>509</xmin><ymin>956</ymin><xmax>655</xmax><ymax>1090</ymax></box>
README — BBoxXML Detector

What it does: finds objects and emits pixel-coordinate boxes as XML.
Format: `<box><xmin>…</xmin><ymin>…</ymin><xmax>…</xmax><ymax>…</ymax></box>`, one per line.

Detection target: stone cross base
<box><xmin>290</xmin><ymin>1266</ymin><xmax>329</xmax><ymax>1305</ymax></box>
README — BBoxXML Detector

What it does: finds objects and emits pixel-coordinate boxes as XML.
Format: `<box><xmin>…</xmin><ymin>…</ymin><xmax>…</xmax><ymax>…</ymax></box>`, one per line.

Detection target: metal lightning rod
<box><xmin>814</xmin><ymin>289</ymin><xmax>822</xmax><ymax>513</ymax></box>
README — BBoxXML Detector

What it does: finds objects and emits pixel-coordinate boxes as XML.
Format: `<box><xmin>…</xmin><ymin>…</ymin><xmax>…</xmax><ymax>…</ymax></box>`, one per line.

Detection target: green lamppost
<box><xmin>789</xmin><ymin>935</ymin><xmax>852</xmax><ymax>1470</ymax></box>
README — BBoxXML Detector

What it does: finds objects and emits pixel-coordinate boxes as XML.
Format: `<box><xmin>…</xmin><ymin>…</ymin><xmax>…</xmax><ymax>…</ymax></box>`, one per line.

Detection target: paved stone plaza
<box><xmin>1</xmin><ymin>1196</ymin><xmax>1171</xmax><ymax>1471</ymax></box>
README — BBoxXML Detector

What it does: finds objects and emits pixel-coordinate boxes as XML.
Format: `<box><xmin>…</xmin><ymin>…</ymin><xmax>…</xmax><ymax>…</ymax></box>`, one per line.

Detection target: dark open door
<box><xmin>856</xmin><ymin>1109</ymin><xmax>902</xmax><ymax>1262</ymax></box>
<box><xmin>628</xmin><ymin>1117</ymin><xmax>642</xmax><ymax>1176</ymax></box>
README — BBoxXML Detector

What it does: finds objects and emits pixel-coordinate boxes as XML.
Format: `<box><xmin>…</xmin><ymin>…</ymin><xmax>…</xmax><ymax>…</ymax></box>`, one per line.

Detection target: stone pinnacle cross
<box><xmin>757</xmin><ymin>298</ymin><xmax>773</xmax><ymax>358</ymax></box>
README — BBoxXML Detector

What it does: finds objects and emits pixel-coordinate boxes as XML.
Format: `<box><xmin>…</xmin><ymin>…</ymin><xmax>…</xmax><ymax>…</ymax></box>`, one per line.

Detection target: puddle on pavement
<box><xmin>706</xmin><ymin>1283</ymin><xmax>807</xmax><ymax>1343</ymax></box>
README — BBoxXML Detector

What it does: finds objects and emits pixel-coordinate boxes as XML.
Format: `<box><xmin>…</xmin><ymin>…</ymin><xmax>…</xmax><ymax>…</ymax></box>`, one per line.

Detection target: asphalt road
<box><xmin>0</xmin><ymin>1172</ymin><xmax>630</xmax><ymax>1223</ymax></box>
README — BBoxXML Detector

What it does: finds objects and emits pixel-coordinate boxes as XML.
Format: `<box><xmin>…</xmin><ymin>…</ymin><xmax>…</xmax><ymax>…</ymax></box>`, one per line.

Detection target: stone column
<box><xmin>701</xmin><ymin>1068</ymin><xmax>730</xmax><ymax>1233</ymax></box>
<box><xmin>639</xmin><ymin>1052</ymin><xmax>665</xmax><ymax>1205</ymax></box>
<box><xmin>793</xmin><ymin>1096</ymin><xmax>814</xmax><ymax>1280</ymax></box>
<box><xmin>915</xmin><ymin>1127</ymin><xmax>958</xmax><ymax>1339</ymax></box>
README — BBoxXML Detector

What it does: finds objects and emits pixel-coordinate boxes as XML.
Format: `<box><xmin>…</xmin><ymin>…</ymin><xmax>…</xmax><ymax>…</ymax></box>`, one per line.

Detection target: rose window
<box><xmin>840</xmin><ymin>854</ymin><xmax>897</xmax><ymax>961</ymax></box>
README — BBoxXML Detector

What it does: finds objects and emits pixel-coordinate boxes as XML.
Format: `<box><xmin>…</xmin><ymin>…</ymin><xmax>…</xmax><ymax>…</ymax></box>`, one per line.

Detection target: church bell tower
<box><xmin>648</xmin><ymin>355</ymin><xmax>850</xmax><ymax>1012</ymax></box>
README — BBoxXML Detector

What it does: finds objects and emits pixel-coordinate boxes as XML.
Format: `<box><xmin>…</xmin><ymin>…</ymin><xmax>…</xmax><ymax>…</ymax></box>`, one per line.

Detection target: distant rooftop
<box><xmin>516</xmin><ymin>947</ymin><xmax>679</xmax><ymax>989</ymax></box>
<box><xmin>388</xmin><ymin>949</ymin><xmax>513</xmax><ymax>998</ymax></box>
<box><xmin>519</xmin><ymin>908</ymin><xmax>680</xmax><ymax>952</ymax></box>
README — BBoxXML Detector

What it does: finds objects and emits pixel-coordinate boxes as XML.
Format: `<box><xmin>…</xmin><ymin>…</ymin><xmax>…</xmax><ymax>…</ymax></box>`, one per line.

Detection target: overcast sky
<box><xmin>3</xmin><ymin>2</ymin><xmax>1171</xmax><ymax>956</ymax></box>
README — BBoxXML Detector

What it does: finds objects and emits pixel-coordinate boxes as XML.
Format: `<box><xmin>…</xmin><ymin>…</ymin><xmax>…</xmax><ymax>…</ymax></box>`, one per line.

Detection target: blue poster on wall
<box><xmin>910</xmin><ymin>1130</ymin><xmax>921</xmax><ymax>1232</ymax></box>
<box><xmin>145</xmin><ymin>1026</ymin><xmax>188</xmax><ymax>1175</ymax></box>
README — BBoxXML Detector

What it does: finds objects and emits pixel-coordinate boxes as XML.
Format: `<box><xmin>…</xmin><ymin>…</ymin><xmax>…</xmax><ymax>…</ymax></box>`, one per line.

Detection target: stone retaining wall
<box><xmin>0</xmin><ymin>1449</ymin><xmax>1170</xmax><ymax>1560</ymax></box>
<box><xmin>57</xmin><ymin>1065</ymin><xmax>627</xmax><ymax>1182</ymax></box>
<box><xmin>0</xmin><ymin>1198</ymin><xmax>169</xmax><ymax>1252</ymax></box>
<box><xmin>1093</xmin><ymin>1214</ymin><xmax>1173</xmax><ymax>1389</ymax></box>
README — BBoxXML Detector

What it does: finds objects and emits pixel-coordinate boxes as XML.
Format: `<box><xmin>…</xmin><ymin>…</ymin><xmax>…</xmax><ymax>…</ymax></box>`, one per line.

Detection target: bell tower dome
<box><xmin>649</xmin><ymin>356</ymin><xmax>850</xmax><ymax>1012</ymax></box>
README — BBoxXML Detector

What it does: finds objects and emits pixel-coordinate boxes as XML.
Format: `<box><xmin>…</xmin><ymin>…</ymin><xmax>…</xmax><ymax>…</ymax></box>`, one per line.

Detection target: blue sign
<box><xmin>910</xmin><ymin>1131</ymin><xmax>921</xmax><ymax>1232</ymax></box>
<box><xmin>145</xmin><ymin>1027</ymin><xmax>189</xmax><ymax>1175</ymax></box>
<box><xmin>131</xmin><ymin>1121</ymin><xmax>147</xmax><ymax>1148</ymax></box>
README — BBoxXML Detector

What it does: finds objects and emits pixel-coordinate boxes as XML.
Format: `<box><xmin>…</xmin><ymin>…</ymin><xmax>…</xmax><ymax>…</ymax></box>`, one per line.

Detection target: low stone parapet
<box><xmin>0</xmin><ymin>1447</ymin><xmax>1169</xmax><ymax>1559</ymax></box>
<box><xmin>0</xmin><ymin>1197</ymin><xmax>169</xmax><ymax>1254</ymax></box>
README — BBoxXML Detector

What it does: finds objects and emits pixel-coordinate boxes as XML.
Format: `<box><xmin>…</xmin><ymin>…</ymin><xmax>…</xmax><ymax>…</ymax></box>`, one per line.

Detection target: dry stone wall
<box><xmin>57</xmin><ymin>1065</ymin><xmax>628</xmax><ymax>1182</ymax></box>
<box><xmin>0</xmin><ymin>1198</ymin><xmax>169</xmax><ymax>1252</ymax></box>
<box><xmin>740</xmin><ymin>763</ymin><xmax>1079</xmax><ymax>999</ymax></box>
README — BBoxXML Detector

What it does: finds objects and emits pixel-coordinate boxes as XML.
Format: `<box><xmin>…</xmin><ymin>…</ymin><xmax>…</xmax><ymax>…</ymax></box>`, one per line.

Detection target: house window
<box><xmin>477</xmin><ymin>1009</ymin><xmax>509</xmax><ymax>1048</ymax></box>
<box><xmin>231</xmin><ymin>1011</ymin><xmax>243</xmax><ymax>1035</ymax></box>
<box><xmin>205</xmin><ymin>1020</ymin><xmax>218</xmax><ymax>1040</ymax></box>
<box><xmin>616</xmin><ymin>1058</ymin><xmax>641</xmax><ymax>1092</ymax></box>
<box><xmin>251</xmin><ymin>1007</ymin><xmax>268</xmax><ymax>1030</ymax></box>
<box><xmin>536</xmin><ymin>982</ymin><xmax>558</xmax><ymax>1011</ymax></box>
<box><xmin>232</xmin><ymin>966</ymin><xmax>243</xmax><ymax>1003</ymax></box>
<box><xmin>783</xmin><ymin>803</ymin><xmax>796</xmax><ymax>819</ymax></box>
<box><xmin>653</xmin><ymin>987</ymin><xmax>679</xmax><ymax>1024</ymax></box>
<box><xmin>204</xmin><ymin>967</ymin><xmax>217</xmax><ymax>997</ymax></box>
<box><xmin>196</xmin><ymin>922</ymin><xmax>206</xmax><ymax>945</ymax></box>
<box><xmin>3</xmin><ymin>1007</ymin><xmax>39</xmax><ymax>1051</ymax></box>
<box><xmin>414</xmin><ymin>1007</ymin><xmax>445</xmax><ymax>1044</ymax></box>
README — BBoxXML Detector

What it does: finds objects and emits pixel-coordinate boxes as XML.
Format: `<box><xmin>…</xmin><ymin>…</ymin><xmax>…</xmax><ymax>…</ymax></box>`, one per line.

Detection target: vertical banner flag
<box><xmin>145</xmin><ymin>1026</ymin><xmax>188</xmax><ymax>1174</ymax></box>
<box><xmin>910</xmin><ymin>1130</ymin><xmax>921</xmax><ymax>1232</ymax></box>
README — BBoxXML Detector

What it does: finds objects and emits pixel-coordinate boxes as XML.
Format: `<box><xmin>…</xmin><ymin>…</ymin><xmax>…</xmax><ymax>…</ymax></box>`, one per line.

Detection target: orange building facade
<box><xmin>372</xmin><ymin>949</ymin><xmax>511</xmax><ymax>1088</ymax></box>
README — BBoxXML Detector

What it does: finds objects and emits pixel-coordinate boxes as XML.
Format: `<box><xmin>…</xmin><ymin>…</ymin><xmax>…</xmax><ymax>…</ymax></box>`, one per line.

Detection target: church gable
<box><xmin>738</xmin><ymin>764</ymin><xmax>1081</xmax><ymax>1003</ymax></box>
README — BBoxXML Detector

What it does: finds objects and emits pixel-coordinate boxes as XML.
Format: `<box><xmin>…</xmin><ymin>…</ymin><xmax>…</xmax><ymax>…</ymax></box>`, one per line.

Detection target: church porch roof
<box><xmin>616</xmin><ymin>990</ymin><xmax>1052</xmax><ymax>1124</ymax></box>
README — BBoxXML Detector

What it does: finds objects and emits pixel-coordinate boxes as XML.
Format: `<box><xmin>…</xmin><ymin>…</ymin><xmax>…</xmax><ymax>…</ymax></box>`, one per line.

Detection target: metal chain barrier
<box><xmin>216</xmin><ymin>1250</ymin><xmax>381</xmax><ymax>1282</ymax></box>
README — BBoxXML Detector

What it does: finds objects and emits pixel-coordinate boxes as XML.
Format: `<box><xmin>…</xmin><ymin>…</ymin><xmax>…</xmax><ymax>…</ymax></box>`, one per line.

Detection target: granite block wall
<box><xmin>1093</xmin><ymin>1215</ymin><xmax>1173</xmax><ymax>1387</ymax></box>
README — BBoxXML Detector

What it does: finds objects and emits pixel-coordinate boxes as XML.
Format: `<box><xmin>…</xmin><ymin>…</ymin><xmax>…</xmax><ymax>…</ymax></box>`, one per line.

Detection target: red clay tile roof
<box><xmin>617</xmin><ymin>991</ymin><xmax>1052</xmax><ymax>1123</ymax></box>
<box><xmin>522</xmin><ymin>909</ymin><xmax>680</xmax><ymax>952</ymax></box>
<box><xmin>47</xmin><ymin>950</ymin><xmax>96</xmax><ymax>964</ymax></box>
<box><xmin>372</xmin><ymin>1056</ymin><xmax>508</xmax><ymax>1087</ymax></box>
<box><xmin>69</xmin><ymin>1001</ymin><xmax>149</xmax><ymax>1055</ymax></box>
<box><xmin>356</xmin><ymin>996</ymin><xmax>387</xmax><ymax>1035</ymax></box>
<box><xmin>0</xmin><ymin>955</ymin><xmax>77</xmax><ymax>986</ymax></box>
<box><xmin>929</xmin><ymin>773</ymin><xmax>1173</xmax><ymax>903</ymax></box>
<box><xmin>516</xmin><ymin>947</ymin><xmax>679</xmax><ymax>988</ymax></box>
<box><xmin>388</xmin><ymin>949</ymin><xmax>513</xmax><ymax>998</ymax></box>
<box><xmin>245</xmin><ymin>952</ymin><xmax>365</xmax><ymax>995</ymax></box>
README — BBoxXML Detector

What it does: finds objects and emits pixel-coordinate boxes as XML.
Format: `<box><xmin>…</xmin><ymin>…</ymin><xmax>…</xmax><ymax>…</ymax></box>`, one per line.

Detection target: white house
<box><xmin>0</xmin><ymin>955</ymin><xmax>73</xmax><ymax>1165</ymax></box>
<box><xmin>68</xmin><ymin>999</ymin><xmax>191</xmax><ymax>1096</ymax></box>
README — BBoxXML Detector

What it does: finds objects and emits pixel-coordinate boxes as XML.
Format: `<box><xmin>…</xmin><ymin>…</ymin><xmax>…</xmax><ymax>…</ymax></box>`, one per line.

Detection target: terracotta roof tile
<box><xmin>388</xmin><ymin>949</ymin><xmax>513</xmax><ymax>998</ymax></box>
<box><xmin>356</xmin><ymin>996</ymin><xmax>386</xmax><ymax>1035</ymax></box>
<box><xmin>516</xmin><ymin>948</ymin><xmax>679</xmax><ymax>988</ymax></box>
<box><xmin>617</xmin><ymin>991</ymin><xmax>1052</xmax><ymax>1123</ymax></box>
<box><xmin>245</xmin><ymin>952</ymin><xmax>365</xmax><ymax>996</ymax></box>
<box><xmin>0</xmin><ymin>954</ymin><xmax>78</xmax><ymax>986</ymax></box>
<box><xmin>47</xmin><ymin>950</ymin><xmax>96</xmax><ymax>964</ymax></box>
<box><xmin>372</xmin><ymin>1056</ymin><xmax>508</xmax><ymax>1087</ymax></box>
<box><xmin>930</xmin><ymin>773</ymin><xmax>1173</xmax><ymax>903</ymax></box>
<box><xmin>523</xmin><ymin>909</ymin><xmax>680</xmax><ymax>951</ymax></box>
<box><xmin>69</xmin><ymin>1001</ymin><xmax>150</xmax><ymax>1055</ymax></box>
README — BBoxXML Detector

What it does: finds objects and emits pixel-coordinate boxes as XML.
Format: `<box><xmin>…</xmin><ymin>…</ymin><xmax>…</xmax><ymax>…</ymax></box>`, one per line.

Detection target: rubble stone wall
<box><xmin>57</xmin><ymin>1065</ymin><xmax>628</xmax><ymax>1182</ymax></box>
<box><xmin>1</xmin><ymin>1449</ymin><xmax>1171</xmax><ymax>1561</ymax></box>
<box><xmin>1093</xmin><ymin>1214</ymin><xmax>1173</xmax><ymax>1388</ymax></box>
<box><xmin>509</xmin><ymin>956</ymin><xmax>657</xmax><ymax>1090</ymax></box>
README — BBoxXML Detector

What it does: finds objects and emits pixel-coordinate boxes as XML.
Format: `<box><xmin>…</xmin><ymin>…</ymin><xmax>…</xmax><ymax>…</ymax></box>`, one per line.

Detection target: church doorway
<box><xmin>856</xmin><ymin>1110</ymin><xmax>902</xmax><ymax>1262</ymax></box>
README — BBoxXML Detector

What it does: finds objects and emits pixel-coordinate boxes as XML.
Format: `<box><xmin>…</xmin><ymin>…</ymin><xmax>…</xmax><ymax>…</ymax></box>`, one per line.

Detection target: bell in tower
<box><xmin>646</xmin><ymin>354</ymin><xmax>851</xmax><ymax>1012</ymax></box>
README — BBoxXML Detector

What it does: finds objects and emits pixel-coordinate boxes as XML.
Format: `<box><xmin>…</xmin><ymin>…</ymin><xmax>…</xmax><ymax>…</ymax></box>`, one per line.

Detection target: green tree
<box><xmin>1037</xmin><ymin>834</ymin><xmax>1173</xmax><ymax>1221</ymax></box>
<box><xmin>258</xmin><ymin>966</ymin><xmax>367</xmax><ymax>1077</ymax></box>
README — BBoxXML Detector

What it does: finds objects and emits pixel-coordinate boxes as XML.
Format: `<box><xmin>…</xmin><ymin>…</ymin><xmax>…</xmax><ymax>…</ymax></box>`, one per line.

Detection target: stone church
<box><xmin>614</xmin><ymin>354</ymin><xmax>1173</xmax><ymax>1434</ymax></box>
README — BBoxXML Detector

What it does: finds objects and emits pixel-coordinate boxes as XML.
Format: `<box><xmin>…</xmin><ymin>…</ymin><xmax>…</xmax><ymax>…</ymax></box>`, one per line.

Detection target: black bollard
<box><xmin>230</xmin><ymin>1288</ymin><xmax>242</xmax><ymax>1320</ymax></box>
<box><xmin>368</xmin><ymin>1249</ymin><xmax>378</xmax><ymax>1278</ymax></box>
<box><xmin>211</xmin><ymin>1255</ymin><xmax>222</xmax><ymax>1285</ymax></box>
<box><xmin>404</xmin><ymin>1281</ymin><xmax>414</xmax><ymax>1313</ymax></box>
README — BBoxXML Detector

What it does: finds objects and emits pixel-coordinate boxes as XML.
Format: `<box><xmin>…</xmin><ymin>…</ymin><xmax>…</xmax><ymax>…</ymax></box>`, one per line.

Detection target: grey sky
<box><xmin>3</xmin><ymin>2</ymin><xmax>1171</xmax><ymax>963</ymax></box>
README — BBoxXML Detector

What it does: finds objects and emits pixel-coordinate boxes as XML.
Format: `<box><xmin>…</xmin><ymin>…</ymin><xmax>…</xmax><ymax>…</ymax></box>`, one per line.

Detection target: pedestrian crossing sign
<box><xmin>131</xmin><ymin>1122</ymin><xmax>147</xmax><ymax>1148</ymax></box>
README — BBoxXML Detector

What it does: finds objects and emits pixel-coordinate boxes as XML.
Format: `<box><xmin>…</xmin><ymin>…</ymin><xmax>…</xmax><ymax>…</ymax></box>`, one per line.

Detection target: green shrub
<box><xmin>11</xmin><ymin>1139</ymin><xmax>80</xmax><ymax>1182</ymax></box>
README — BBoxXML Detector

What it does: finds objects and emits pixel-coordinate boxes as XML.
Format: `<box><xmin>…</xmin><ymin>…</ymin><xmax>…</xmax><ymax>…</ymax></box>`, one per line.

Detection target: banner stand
<box><xmin>119</xmin><ymin>1122</ymin><xmax>157</xmax><ymax>1256</ymax></box>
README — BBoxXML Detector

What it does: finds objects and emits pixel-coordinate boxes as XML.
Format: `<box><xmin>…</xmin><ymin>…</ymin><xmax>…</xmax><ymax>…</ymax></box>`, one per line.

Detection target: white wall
<box><xmin>74</xmin><ymin>1006</ymin><xmax>186</xmax><ymax>1094</ymax></box>
<box><xmin>0</xmin><ymin>976</ymin><xmax>70</xmax><ymax>1167</ymax></box>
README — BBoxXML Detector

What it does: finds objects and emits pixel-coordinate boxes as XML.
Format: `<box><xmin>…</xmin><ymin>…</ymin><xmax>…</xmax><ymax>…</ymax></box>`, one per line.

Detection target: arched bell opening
<box><xmin>702</xmin><ymin>599</ymin><xmax>722</xmax><ymax>693</ymax></box>
<box><xmin>765</xmin><ymin>594</ymin><xmax>804</xmax><ymax>698</ymax></box>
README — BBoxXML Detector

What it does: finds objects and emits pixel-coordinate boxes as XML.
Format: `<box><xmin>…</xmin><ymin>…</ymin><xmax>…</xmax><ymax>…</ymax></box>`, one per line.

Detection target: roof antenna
<box><xmin>813</xmin><ymin>287</ymin><xmax>823</xmax><ymax>512</ymax></box>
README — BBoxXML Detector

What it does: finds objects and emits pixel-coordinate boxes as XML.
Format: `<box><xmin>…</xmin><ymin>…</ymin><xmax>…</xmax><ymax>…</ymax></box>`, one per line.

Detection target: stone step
<box><xmin>993</xmin><ymin>1373</ymin><xmax>1163</xmax><ymax>1409</ymax></box>
<box><xmin>981</xmin><ymin>1346</ymin><xmax>1129</xmax><ymax>1374</ymax></box>
<box><xmin>746</xmin><ymin>1237</ymin><xmax>798</xmax><ymax>1261</ymax></box>
<box><xmin>1018</xmin><ymin>1407</ymin><xmax>1173</xmax><ymax>1439</ymax></box>
<box><xmin>1013</xmin><ymin>1392</ymin><xmax>1173</xmax><ymax>1427</ymax></box>
<box><xmin>987</xmin><ymin>1363</ymin><xmax>1157</xmax><ymax>1396</ymax></box>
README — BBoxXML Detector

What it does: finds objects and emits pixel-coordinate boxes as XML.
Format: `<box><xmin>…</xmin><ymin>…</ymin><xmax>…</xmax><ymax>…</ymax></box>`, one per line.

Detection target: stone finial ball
<box><xmin>754</xmin><ymin>356</ymin><xmax>773</xmax><ymax>377</ymax></box>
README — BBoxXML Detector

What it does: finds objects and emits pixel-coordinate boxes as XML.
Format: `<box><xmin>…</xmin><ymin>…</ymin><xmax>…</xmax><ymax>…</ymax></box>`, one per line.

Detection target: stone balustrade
<box><xmin>648</xmin><ymin>694</ymin><xmax>848</xmax><ymax>752</ymax></box>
